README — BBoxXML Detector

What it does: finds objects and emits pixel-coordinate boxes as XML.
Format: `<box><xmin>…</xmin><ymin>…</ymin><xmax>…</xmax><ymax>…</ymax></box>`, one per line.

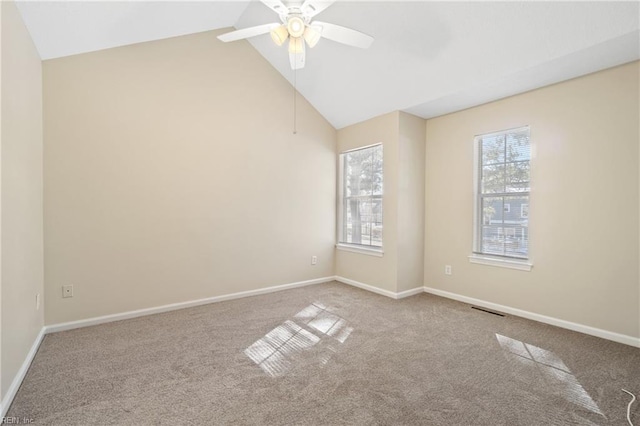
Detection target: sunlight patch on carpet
<box><xmin>496</xmin><ymin>333</ymin><xmax>604</xmax><ymax>417</ymax></box>
<box><xmin>244</xmin><ymin>302</ymin><xmax>353</xmax><ymax>377</ymax></box>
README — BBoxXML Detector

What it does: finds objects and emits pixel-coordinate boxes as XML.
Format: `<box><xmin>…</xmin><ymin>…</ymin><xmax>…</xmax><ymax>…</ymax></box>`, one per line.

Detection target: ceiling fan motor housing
<box><xmin>286</xmin><ymin>15</ymin><xmax>306</xmax><ymax>38</ymax></box>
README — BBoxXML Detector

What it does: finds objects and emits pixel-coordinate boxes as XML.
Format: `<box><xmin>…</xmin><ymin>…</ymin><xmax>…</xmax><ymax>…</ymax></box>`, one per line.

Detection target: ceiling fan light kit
<box><xmin>270</xmin><ymin>25</ymin><xmax>289</xmax><ymax>46</ymax></box>
<box><xmin>217</xmin><ymin>0</ymin><xmax>374</xmax><ymax>70</ymax></box>
<box><xmin>303</xmin><ymin>26</ymin><xmax>321</xmax><ymax>48</ymax></box>
<box><xmin>288</xmin><ymin>37</ymin><xmax>304</xmax><ymax>54</ymax></box>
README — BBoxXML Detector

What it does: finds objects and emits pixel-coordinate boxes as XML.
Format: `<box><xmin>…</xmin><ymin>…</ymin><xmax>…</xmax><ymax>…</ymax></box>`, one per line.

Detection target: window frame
<box><xmin>336</xmin><ymin>143</ymin><xmax>384</xmax><ymax>256</ymax></box>
<box><xmin>471</xmin><ymin>126</ymin><xmax>532</xmax><ymax>271</ymax></box>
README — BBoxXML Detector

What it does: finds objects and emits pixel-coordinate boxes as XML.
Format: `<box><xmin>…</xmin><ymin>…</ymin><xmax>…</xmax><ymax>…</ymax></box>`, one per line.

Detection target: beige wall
<box><xmin>335</xmin><ymin>111</ymin><xmax>426</xmax><ymax>293</ymax></box>
<box><xmin>424</xmin><ymin>61</ymin><xmax>640</xmax><ymax>338</ymax></box>
<box><xmin>1</xmin><ymin>0</ymin><xmax>44</xmax><ymax>398</ymax></box>
<box><xmin>43</xmin><ymin>30</ymin><xmax>336</xmax><ymax>325</ymax></box>
<box><xmin>0</xmin><ymin>0</ymin><xmax>3</xmax><ymax>402</ymax></box>
<box><xmin>397</xmin><ymin>112</ymin><xmax>425</xmax><ymax>292</ymax></box>
<box><xmin>336</xmin><ymin>112</ymin><xmax>399</xmax><ymax>292</ymax></box>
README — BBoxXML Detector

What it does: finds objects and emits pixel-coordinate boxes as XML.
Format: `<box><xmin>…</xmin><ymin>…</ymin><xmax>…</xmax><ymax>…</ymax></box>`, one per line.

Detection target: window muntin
<box><xmin>339</xmin><ymin>144</ymin><xmax>383</xmax><ymax>248</ymax></box>
<box><xmin>475</xmin><ymin>127</ymin><xmax>530</xmax><ymax>259</ymax></box>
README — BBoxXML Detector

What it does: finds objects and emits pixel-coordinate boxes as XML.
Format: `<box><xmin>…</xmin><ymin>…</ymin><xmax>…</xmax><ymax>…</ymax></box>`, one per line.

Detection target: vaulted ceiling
<box><xmin>16</xmin><ymin>1</ymin><xmax>640</xmax><ymax>129</ymax></box>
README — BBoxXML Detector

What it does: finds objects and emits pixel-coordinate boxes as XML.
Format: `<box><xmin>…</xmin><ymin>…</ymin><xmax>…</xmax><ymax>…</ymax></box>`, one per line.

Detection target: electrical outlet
<box><xmin>36</xmin><ymin>293</ymin><xmax>40</xmax><ymax>310</ymax></box>
<box><xmin>445</xmin><ymin>265</ymin><xmax>452</xmax><ymax>275</ymax></box>
<box><xmin>311</xmin><ymin>256</ymin><xmax>318</xmax><ymax>265</ymax></box>
<box><xmin>62</xmin><ymin>285</ymin><xmax>74</xmax><ymax>298</ymax></box>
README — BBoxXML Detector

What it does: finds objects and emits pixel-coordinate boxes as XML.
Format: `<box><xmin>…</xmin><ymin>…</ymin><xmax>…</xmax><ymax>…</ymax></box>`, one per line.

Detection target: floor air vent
<box><xmin>471</xmin><ymin>306</ymin><xmax>505</xmax><ymax>317</ymax></box>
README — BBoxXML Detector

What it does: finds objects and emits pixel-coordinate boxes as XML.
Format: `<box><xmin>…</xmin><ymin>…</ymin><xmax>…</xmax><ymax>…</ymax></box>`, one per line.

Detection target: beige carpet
<box><xmin>8</xmin><ymin>281</ymin><xmax>640</xmax><ymax>425</ymax></box>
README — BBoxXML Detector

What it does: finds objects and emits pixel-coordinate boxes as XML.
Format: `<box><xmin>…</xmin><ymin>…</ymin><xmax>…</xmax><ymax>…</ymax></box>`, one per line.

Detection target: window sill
<box><xmin>468</xmin><ymin>254</ymin><xmax>532</xmax><ymax>271</ymax></box>
<box><xmin>336</xmin><ymin>244</ymin><xmax>384</xmax><ymax>257</ymax></box>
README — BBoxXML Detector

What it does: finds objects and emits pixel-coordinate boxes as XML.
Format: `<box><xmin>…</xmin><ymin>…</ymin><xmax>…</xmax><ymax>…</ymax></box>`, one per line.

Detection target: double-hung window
<box><xmin>473</xmin><ymin>127</ymin><xmax>530</xmax><ymax>262</ymax></box>
<box><xmin>338</xmin><ymin>144</ymin><xmax>383</xmax><ymax>252</ymax></box>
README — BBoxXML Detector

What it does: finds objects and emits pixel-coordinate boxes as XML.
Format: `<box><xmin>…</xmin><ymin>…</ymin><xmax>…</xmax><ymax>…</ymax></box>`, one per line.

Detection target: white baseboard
<box><xmin>396</xmin><ymin>287</ymin><xmax>424</xmax><ymax>299</ymax></box>
<box><xmin>45</xmin><ymin>276</ymin><xmax>334</xmax><ymax>334</ymax></box>
<box><xmin>0</xmin><ymin>327</ymin><xmax>46</xmax><ymax>418</ymax></box>
<box><xmin>335</xmin><ymin>276</ymin><xmax>399</xmax><ymax>299</ymax></box>
<box><xmin>423</xmin><ymin>286</ymin><xmax>640</xmax><ymax>348</ymax></box>
<box><xmin>334</xmin><ymin>276</ymin><xmax>423</xmax><ymax>300</ymax></box>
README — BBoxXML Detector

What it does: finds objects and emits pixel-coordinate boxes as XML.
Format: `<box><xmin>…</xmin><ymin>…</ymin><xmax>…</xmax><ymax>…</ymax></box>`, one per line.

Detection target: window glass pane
<box><xmin>504</xmin><ymin>195</ymin><xmax>528</xmax><ymax>258</ymax></box>
<box><xmin>480</xmin><ymin>195</ymin><xmax>529</xmax><ymax>258</ymax></box>
<box><xmin>340</xmin><ymin>144</ymin><xmax>383</xmax><ymax>247</ymax></box>
<box><xmin>372</xmin><ymin>146</ymin><xmax>383</xmax><ymax>196</ymax></box>
<box><xmin>344</xmin><ymin>198</ymin><xmax>383</xmax><ymax>247</ymax></box>
<box><xmin>353</xmin><ymin>150</ymin><xmax>372</xmax><ymax>195</ymax></box>
<box><xmin>480</xmin><ymin>196</ymin><xmax>529</xmax><ymax>258</ymax></box>
<box><xmin>370</xmin><ymin>198</ymin><xmax>383</xmax><ymax>247</ymax></box>
<box><xmin>359</xmin><ymin>198</ymin><xmax>372</xmax><ymax>246</ymax></box>
<box><xmin>481</xmin><ymin>197</ymin><xmax>504</xmax><ymax>255</ymax></box>
<box><xmin>482</xmin><ymin>164</ymin><xmax>505</xmax><ymax>193</ymax></box>
<box><xmin>344</xmin><ymin>145</ymin><xmax>382</xmax><ymax>197</ymax></box>
<box><xmin>345</xmin><ymin>149</ymin><xmax>373</xmax><ymax>196</ymax></box>
<box><xmin>481</xmin><ymin>226</ymin><xmax>505</xmax><ymax>255</ymax></box>
<box><xmin>343</xmin><ymin>158</ymin><xmax>352</xmax><ymax>197</ymax></box>
<box><xmin>506</xmin><ymin>131</ymin><xmax>530</xmax><ymax>161</ymax></box>
<box><xmin>481</xmin><ymin>135</ymin><xmax>505</xmax><ymax>165</ymax></box>
<box><xmin>482</xmin><ymin>196</ymin><xmax>502</xmax><ymax>225</ymax></box>
<box><xmin>506</xmin><ymin>161</ymin><xmax>530</xmax><ymax>192</ymax></box>
<box><xmin>360</xmin><ymin>149</ymin><xmax>374</xmax><ymax>196</ymax></box>
<box><xmin>475</xmin><ymin>127</ymin><xmax>530</xmax><ymax>259</ymax></box>
<box><xmin>345</xmin><ymin>200</ymin><xmax>356</xmax><ymax>244</ymax></box>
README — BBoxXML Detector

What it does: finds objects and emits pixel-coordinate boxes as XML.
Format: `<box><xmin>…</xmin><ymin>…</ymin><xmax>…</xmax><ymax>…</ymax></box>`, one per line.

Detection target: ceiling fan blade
<box><xmin>289</xmin><ymin>46</ymin><xmax>306</xmax><ymax>70</ymax></box>
<box><xmin>217</xmin><ymin>23</ymin><xmax>279</xmax><ymax>42</ymax></box>
<box><xmin>300</xmin><ymin>0</ymin><xmax>335</xmax><ymax>18</ymax></box>
<box><xmin>260</xmin><ymin>0</ymin><xmax>288</xmax><ymax>16</ymax></box>
<box><xmin>313</xmin><ymin>21</ymin><xmax>374</xmax><ymax>49</ymax></box>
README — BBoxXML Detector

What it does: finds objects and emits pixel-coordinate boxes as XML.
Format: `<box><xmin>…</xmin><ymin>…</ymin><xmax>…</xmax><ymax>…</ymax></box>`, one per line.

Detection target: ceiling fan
<box><xmin>217</xmin><ymin>0</ymin><xmax>374</xmax><ymax>70</ymax></box>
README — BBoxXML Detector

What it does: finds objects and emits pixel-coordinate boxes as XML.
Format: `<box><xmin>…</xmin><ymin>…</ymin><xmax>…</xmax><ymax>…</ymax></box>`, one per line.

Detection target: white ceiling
<box><xmin>16</xmin><ymin>1</ymin><xmax>640</xmax><ymax>129</ymax></box>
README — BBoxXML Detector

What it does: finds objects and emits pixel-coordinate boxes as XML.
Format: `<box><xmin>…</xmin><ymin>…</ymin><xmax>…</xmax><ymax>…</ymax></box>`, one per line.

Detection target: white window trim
<box><xmin>472</xmin><ymin>126</ymin><xmax>532</xmax><ymax>269</ymax></box>
<box><xmin>468</xmin><ymin>254</ymin><xmax>532</xmax><ymax>271</ymax></box>
<box><xmin>337</xmin><ymin>143</ymin><xmax>383</xmax><ymax>253</ymax></box>
<box><xmin>336</xmin><ymin>243</ymin><xmax>384</xmax><ymax>257</ymax></box>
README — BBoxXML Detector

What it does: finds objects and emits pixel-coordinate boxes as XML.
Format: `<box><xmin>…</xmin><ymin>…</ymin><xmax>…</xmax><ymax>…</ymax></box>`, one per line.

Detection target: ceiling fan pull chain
<box><xmin>293</xmin><ymin>59</ymin><xmax>297</xmax><ymax>135</ymax></box>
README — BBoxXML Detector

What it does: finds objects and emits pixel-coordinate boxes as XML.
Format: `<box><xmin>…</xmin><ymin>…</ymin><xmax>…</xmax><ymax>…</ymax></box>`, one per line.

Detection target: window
<box><xmin>338</xmin><ymin>144</ymin><xmax>383</xmax><ymax>250</ymax></box>
<box><xmin>474</xmin><ymin>127</ymin><xmax>530</xmax><ymax>259</ymax></box>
